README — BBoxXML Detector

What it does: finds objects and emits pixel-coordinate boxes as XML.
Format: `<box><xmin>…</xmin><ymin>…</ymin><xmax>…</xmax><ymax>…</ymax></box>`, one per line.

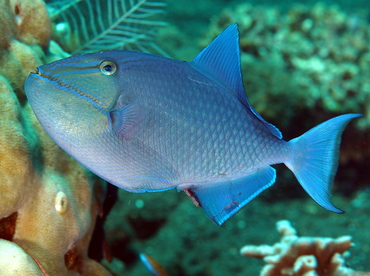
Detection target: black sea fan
<box><xmin>47</xmin><ymin>0</ymin><xmax>167</xmax><ymax>55</ymax></box>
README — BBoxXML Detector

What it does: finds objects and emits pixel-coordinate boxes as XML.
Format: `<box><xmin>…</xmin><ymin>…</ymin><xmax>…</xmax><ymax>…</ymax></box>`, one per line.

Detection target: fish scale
<box><xmin>136</xmin><ymin>68</ymin><xmax>247</xmax><ymax>177</ymax></box>
<box><xmin>25</xmin><ymin>24</ymin><xmax>361</xmax><ymax>225</ymax></box>
<box><xmin>145</xmin><ymin>85</ymin><xmax>255</xmax><ymax>179</ymax></box>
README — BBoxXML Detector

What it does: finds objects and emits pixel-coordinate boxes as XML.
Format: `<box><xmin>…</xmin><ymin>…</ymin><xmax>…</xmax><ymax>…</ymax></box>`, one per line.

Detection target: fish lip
<box><xmin>30</xmin><ymin>66</ymin><xmax>44</xmax><ymax>77</ymax></box>
<box><xmin>27</xmin><ymin>66</ymin><xmax>74</xmax><ymax>96</ymax></box>
<box><xmin>29</xmin><ymin>67</ymin><xmax>48</xmax><ymax>80</ymax></box>
<box><xmin>37</xmin><ymin>66</ymin><xmax>43</xmax><ymax>75</ymax></box>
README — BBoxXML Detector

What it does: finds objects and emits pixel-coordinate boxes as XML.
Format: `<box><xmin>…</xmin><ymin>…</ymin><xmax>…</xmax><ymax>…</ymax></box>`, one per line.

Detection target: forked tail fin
<box><xmin>285</xmin><ymin>114</ymin><xmax>362</xmax><ymax>213</ymax></box>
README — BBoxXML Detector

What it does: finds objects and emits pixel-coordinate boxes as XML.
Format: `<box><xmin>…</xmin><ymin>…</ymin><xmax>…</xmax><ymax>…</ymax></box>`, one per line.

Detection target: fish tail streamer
<box><xmin>285</xmin><ymin>114</ymin><xmax>361</xmax><ymax>213</ymax></box>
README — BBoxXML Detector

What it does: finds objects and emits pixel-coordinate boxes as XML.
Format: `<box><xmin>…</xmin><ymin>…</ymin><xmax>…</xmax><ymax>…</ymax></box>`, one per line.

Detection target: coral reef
<box><xmin>0</xmin><ymin>0</ymin><xmax>16</xmax><ymax>49</ymax></box>
<box><xmin>11</xmin><ymin>0</ymin><xmax>51</xmax><ymax>48</ymax></box>
<box><xmin>204</xmin><ymin>3</ymin><xmax>369</xmax><ymax>129</ymax></box>
<box><xmin>240</xmin><ymin>220</ymin><xmax>370</xmax><ymax>276</ymax></box>
<box><xmin>0</xmin><ymin>0</ymin><xmax>111</xmax><ymax>274</ymax></box>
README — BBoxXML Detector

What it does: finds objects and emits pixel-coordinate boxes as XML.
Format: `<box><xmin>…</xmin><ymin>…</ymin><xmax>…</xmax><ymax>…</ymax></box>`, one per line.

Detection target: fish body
<box><xmin>25</xmin><ymin>24</ymin><xmax>361</xmax><ymax>225</ymax></box>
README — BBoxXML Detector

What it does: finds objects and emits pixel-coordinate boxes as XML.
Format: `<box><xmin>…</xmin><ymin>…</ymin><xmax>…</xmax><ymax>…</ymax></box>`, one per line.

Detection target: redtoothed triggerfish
<box><xmin>25</xmin><ymin>24</ymin><xmax>361</xmax><ymax>226</ymax></box>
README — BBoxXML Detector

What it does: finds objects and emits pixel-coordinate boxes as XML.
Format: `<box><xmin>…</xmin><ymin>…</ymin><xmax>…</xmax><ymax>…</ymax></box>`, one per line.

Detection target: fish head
<box><xmin>25</xmin><ymin>52</ymin><xmax>125</xmax><ymax>136</ymax></box>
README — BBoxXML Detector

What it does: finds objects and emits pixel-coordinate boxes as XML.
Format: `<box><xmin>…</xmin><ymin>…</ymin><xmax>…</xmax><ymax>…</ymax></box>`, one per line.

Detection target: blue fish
<box><xmin>24</xmin><ymin>24</ymin><xmax>361</xmax><ymax>226</ymax></box>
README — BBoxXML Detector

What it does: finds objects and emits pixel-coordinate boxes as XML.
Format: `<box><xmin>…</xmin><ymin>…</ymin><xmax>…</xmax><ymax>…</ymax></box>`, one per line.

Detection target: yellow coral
<box><xmin>10</xmin><ymin>0</ymin><xmax>51</xmax><ymax>48</ymax></box>
<box><xmin>0</xmin><ymin>0</ymin><xmax>16</xmax><ymax>49</ymax></box>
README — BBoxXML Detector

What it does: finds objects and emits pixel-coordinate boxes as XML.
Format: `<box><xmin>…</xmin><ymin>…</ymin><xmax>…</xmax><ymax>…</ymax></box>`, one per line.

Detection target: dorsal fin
<box><xmin>192</xmin><ymin>23</ymin><xmax>244</xmax><ymax>98</ymax></box>
<box><xmin>192</xmin><ymin>23</ymin><xmax>282</xmax><ymax>139</ymax></box>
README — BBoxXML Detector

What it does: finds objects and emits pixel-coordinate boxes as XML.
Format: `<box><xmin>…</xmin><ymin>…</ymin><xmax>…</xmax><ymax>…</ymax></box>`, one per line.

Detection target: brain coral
<box><xmin>0</xmin><ymin>0</ymin><xmax>112</xmax><ymax>275</ymax></box>
<box><xmin>204</xmin><ymin>3</ymin><xmax>369</xmax><ymax>129</ymax></box>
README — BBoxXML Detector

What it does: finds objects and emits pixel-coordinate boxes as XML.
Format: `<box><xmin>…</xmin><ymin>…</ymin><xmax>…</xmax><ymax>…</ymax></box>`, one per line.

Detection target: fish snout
<box><xmin>33</xmin><ymin>66</ymin><xmax>43</xmax><ymax>77</ymax></box>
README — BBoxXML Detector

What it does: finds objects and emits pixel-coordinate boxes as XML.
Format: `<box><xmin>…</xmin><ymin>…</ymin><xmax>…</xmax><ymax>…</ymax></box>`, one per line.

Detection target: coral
<box><xmin>0</xmin><ymin>239</ymin><xmax>44</xmax><ymax>275</ymax></box>
<box><xmin>0</xmin><ymin>0</ymin><xmax>112</xmax><ymax>275</ymax></box>
<box><xmin>204</xmin><ymin>3</ymin><xmax>369</xmax><ymax>129</ymax></box>
<box><xmin>240</xmin><ymin>220</ymin><xmax>370</xmax><ymax>276</ymax></box>
<box><xmin>10</xmin><ymin>0</ymin><xmax>51</xmax><ymax>48</ymax></box>
<box><xmin>0</xmin><ymin>0</ymin><xmax>16</xmax><ymax>49</ymax></box>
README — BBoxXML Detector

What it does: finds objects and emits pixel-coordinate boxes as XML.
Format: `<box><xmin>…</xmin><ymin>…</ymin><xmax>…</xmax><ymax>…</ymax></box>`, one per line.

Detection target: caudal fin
<box><xmin>285</xmin><ymin>114</ymin><xmax>362</xmax><ymax>213</ymax></box>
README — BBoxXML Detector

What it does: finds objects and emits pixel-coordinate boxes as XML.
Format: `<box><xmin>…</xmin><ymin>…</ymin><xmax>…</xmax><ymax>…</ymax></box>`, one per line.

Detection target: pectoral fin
<box><xmin>108</xmin><ymin>98</ymin><xmax>145</xmax><ymax>139</ymax></box>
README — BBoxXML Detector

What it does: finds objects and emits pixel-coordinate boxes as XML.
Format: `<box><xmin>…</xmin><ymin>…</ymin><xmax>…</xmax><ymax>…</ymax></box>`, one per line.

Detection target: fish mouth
<box><xmin>28</xmin><ymin>67</ymin><xmax>57</xmax><ymax>85</ymax></box>
<box><xmin>26</xmin><ymin>66</ymin><xmax>61</xmax><ymax>95</ymax></box>
<box><xmin>30</xmin><ymin>67</ymin><xmax>47</xmax><ymax>79</ymax></box>
<box><xmin>25</xmin><ymin>66</ymin><xmax>54</xmax><ymax>99</ymax></box>
<box><xmin>31</xmin><ymin>66</ymin><xmax>44</xmax><ymax>77</ymax></box>
<box><xmin>27</xmin><ymin>66</ymin><xmax>108</xmax><ymax>111</ymax></box>
<box><xmin>28</xmin><ymin>66</ymin><xmax>71</xmax><ymax>93</ymax></box>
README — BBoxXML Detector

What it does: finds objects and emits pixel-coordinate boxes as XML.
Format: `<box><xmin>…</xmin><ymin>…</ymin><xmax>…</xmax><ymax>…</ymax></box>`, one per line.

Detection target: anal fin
<box><xmin>185</xmin><ymin>167</ymin><xmax>276</xmax><ymax>226</ymax></box>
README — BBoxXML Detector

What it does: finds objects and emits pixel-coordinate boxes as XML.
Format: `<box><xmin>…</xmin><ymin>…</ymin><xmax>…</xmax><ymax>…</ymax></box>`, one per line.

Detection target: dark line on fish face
<box><xmin>35</xmin><ymin>70</ymin><xmax>110</xmax><ymax>113</ymax></box>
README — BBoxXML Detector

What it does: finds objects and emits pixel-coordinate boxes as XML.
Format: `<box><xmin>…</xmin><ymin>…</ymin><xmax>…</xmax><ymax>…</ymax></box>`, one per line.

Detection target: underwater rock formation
<box><xmin>0</xmin><ymin>0</ymin><xmax>111</xmax><ymax>275</ymax></box>
<box><xmin>240</xmin><ymin>220</ymin><xmax>370</xmax><ymax>276</ymax></box>
<box><xmin>11</xmin><ymin>0</ymin><xmax>51</xmax><ymax>48</ymax></box>
<box><xmin>205</xmin><ymin>3</ymin><xmax>369</xmax><ymax>129</ymax></box>
<box><xmin>0</xmin><ymin>239</ymin><xmax>44</xmax><ymax>275</ymax></box>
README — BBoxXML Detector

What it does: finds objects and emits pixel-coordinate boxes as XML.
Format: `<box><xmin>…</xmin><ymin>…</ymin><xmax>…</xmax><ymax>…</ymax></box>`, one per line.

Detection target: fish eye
<box><xmin>100</xmin><ymin>61</ymin><xmax>117</xmax><ymax>75</ymax></box>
